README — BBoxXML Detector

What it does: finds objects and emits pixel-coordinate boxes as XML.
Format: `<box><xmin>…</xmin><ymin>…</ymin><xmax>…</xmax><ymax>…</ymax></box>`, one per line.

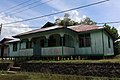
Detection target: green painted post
<box><xmin>102</xmin><ymin>30</ymin><xmax>105</xmax><ymax>57</ymax></box>
<box><xmin>46</xmin><ymin>39</ymin><xmax>48</xmax><ymax>47</ymax></box>
<box><xmin>61</xmin><ymin>37</ymin><xmax>64</xmax><ymax>60</ymax></box>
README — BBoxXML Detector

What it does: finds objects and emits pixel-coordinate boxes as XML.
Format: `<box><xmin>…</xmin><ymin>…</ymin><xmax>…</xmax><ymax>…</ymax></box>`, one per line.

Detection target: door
<box><xmin>33</xmin><ymin>39</ymin><xmax>41</xmax><ymax>56</ymax></box>
<box><xmin>1</xmin><ymin>47</ymin><xmax>4</xmax><ymax>58</ymax></box>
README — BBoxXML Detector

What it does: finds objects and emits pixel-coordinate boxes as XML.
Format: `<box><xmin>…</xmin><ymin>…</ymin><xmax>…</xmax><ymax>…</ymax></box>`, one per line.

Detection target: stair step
<box><xmin>6</xmin><ymin>71</ymin><xmax>17</xmax><ymax>74</ymax></box>
<box><xmin>9</xmin><ymin>67</ymin><xmax>21</xmax><ymax>71</ymax></box>
<box><xmin>13</xmin><ymin>63</ymin><xmax>22</xmax><ymax>67</ymax></box>
<box><xmin>11</xmin><ymin>67</ymin><xmax>21</xmax><ymax>69</ymax></box>
<box><xmin>8</xmin><ymin>62</ymin><xmax>22</xmax><ymax>71</ymax></box>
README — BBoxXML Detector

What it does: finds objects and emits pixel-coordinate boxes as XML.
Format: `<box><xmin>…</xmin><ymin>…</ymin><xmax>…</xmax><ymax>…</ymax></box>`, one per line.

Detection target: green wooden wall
<box><xmin>9</xmin><ymin>42</ymin><xmax>20</xmax><ymax>57</ymax></box>
<box><xmin>103</xmin><ymin>31</ymin><xmax>114</xmax><ymax>56</ymax></box>
<box><xmin>8</xmin><ymin>28</ymin><xmax>114</xmax><ymax>57</ymax></box>
<box><xmin>76</xmin><ymin>30</ymin><xmax>114</xmax><ymax>56</ymax></box>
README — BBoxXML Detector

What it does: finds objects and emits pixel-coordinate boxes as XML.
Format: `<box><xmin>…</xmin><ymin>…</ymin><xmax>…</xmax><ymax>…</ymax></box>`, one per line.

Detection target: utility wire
<box><xmin>3</xmin><ymin>0</ymin><xmax>41</xmax><ymax>14</ymax></box>
<box><xmin>2</xmin><ymin>0</ymin><xmax>110</xmax><ymax>25</ymax></box>
<box><xmin>9</xmin><ymin>0</ymin><xmax>53</xmax><ymax>15</ymax></box>
<box><xmin>97</xmin><ymin>21</ymin><xmax>120</xmax><ymax>24</ymax></box>
<box><xmin>2</xmin><ymin>26</ymin><xmax>39</xmax><ymax>28</ymax></box>
<box><xmin>2</xmin><ymin>21</ymin><xmax>120</xmax><ymax>29</ymax></box>
<box><xmin>0</xmin><ymin>0</ymin><xmax>31</xmax><ymax>14</ymax></box>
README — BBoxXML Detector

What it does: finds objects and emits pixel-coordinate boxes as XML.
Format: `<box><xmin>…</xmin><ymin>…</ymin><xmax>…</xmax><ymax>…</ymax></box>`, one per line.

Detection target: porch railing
<box><xmin>63</xmin><ymin>46</ymin><xmax>75</xmax><ymax>55</ymax></box>
<box><xmin>19</xmin><ymin>48</ymin><xmax>33</xmax><ymax>56</ymax></box>
<box><xmin>41</xmin><ymin>46</ymin><xmax>74</xmax><ymax>56</ymax></box>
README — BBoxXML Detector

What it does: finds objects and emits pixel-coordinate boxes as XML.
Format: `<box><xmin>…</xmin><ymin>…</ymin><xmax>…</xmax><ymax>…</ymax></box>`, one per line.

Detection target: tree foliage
<box><xmin>104</xmin><ymin>23</ymin><xmax>120</xmax><ymax>55</ymax></box>
<box><xmin>55</xmin><ymin>13</ymin><xmax>96</xmax><ymax>26</ymax></box>
<box><xmin>80</xmin><ymin>17</ymin><xmax>96</xmax><ymax>25</ymax></box>
<box><xmin>55</xmin><ymin>13</ymin><xmax>79</xmax><ymax>26</ymax></box>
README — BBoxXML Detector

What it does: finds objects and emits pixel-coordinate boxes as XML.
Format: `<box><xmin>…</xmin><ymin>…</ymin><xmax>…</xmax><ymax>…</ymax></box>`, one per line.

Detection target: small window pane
<box><xmin>85</xmin><ymin>34</ymin><xmax>91</xmax><ymax>47</ymax></box>
<box><xmin>13</xmin><ymin>43</ymin><xmax>17</xmax><ymax>51</ymax></box>
<box><xmin>79</xmin><ymin>33</ymin><xmax>91</xmax><ymax>47</ymax></box>
<box><xmin>79</xmin><ymin>34</ymin><xmax>84</xmax><ymax>47</ymax></box>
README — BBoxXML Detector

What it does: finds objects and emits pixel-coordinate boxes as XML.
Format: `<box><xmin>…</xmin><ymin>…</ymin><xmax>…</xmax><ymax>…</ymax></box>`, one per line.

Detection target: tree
<box><xmin>80</xmin><ymin>17</ymin><xmax>96</xmax><ymax>25</ymax></box>
<box><xmin>55</xmin><ymin>13</ymin><xmax>79</xmax><ymax>26</ymax></box>
<box><xmin>104</xmin><ymin>23</ymin><xmax>120</xmax><ymax>55</ymax></box>
<box><xmin>55</xmin><ymin>14</ymin><xmax>96</xmax><ymax>26</ymax></box>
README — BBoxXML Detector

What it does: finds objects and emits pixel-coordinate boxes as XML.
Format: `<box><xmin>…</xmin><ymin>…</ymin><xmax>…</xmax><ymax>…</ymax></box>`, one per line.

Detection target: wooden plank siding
<box><xmin>91</xmin><ymin>31</ymin><xmax>103</xmax><ymax>55</ymax></box>
<box><xmin>103</xmin><ymin>30</ymin><xmax>114</xmax><ymax>56</ymax></box>
<box><xmin>9</xmin><ymin>43</ymin><xmax>20</xmax><ymax>57</ymax></box>
<box><xmin>41</xmin><ymin>47</ymin><xmax>74</xmax><ymax>56</ymax></box>
<box><xmin>76</xmin><ymin>30</ymin><xmax>114</xmax><ymax>56</ymax></box>
<box><xmin>77</xmin><ymin>30</ymin><xmax>104</xmax><ymax>56</ymax></box>
<box><xmin>8</xmin><ymin>28</ymin><xmax>114</xmax><ymax>57</ymax></box>
<box><xmin>41</xmin><ymin>47</ymin><xmax>62</xmax><ymax>56</ymax></box>
<box><xmin>63</xmin><ymin>47</ymin><xmax>74</xmax><ymax>56</ymax></box>
<box><xmin>9</xmin><ymin>42</ymin><xmax>34</xmax><ymax>57</ymax></box>
<box><xmin>19</xmin><ymin>49</ymin><xmax>33</xmax><ymax>56</ymax></box>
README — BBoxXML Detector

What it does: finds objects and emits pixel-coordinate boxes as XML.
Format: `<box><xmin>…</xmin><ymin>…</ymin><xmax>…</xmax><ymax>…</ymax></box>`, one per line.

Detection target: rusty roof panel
<box><xmin>13</xmin><ymin>25</ymin><xmax>104</xmax><ymax>37</ymax></box>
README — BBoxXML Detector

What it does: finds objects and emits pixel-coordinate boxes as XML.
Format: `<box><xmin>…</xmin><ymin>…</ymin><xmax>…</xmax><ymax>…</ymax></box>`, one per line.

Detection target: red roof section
<box><xmin>68</xmin><ymin>25</ymin><xmax>103</xmax><ymax>32</ymax></box>
<box><xmin>14</xmin><ymin>25</ymin><xmax>63</xmax><ymax>37</ymax></box>
<box><xmin>14</xmin><ymin>25</ymin><xmax>104</xmax><ymax>37</ymax></box>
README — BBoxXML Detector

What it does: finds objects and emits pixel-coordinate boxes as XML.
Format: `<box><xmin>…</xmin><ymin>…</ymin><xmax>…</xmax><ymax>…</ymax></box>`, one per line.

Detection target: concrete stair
<box><xmin>9</xmin><ymin>66</ymin><xmax>21</xmax><ymax>71</ymax></box>
<box><xmin>6</xmin><ymin>71</ymin><xmax>17</xmax><ymax>74</ymax></box>
<box><xmin>7</xmin><ymin>62</ymin><xmax>21</xmax><ymax>73</ymax></box>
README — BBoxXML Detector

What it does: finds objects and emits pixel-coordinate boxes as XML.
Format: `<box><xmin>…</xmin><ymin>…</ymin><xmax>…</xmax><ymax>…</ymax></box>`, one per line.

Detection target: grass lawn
<box><xmin>0</xmin><ymin>72</ymin><xmax>120</xmax><ymax>80</ymax></box>
<box><xmin>27</xmin><ymin>58</ymin><xmax>120</xmax><ymax>63</ymax></box>
<box><xmin>27</xmin><ymin>55</ymin><xmax>120</xmax><ymax>63</ymax></box>
<box><xmin>0</xmin><ymin>58</ymin><xmax>120</xmax><ymax>64</ymax></box>
<box><xmin>0</xmin><ymin>60</ymin><xmax>13</xmax><ymax>63</ymax></box>
<box><xmin>1</xmin><ymin>54</ymin><xmax>120</xmax><ymax>63</ymax></box>
<box><xmin>0</xmin><ymin>56</ymin><xmax>120</xmax><ymax>80</ymax></box>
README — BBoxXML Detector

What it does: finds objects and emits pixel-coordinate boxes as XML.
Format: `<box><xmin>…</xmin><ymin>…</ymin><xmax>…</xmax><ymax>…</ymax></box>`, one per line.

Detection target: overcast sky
<box><xmin>0</xmin><ymin>0</ymin><xmax>120</xmax><ymax>39</ymax></box>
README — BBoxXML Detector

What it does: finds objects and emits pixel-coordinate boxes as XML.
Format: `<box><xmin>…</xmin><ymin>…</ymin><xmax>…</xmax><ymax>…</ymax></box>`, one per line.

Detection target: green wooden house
<box><xmin>0</xmin><ymin>38</ymin><xmax>13</xmax><ymax>58</ymax></box>
<box><xmin>7</xmin><ymin>24</ymin><xmax>114</xmax><ymax>59</ymax></box>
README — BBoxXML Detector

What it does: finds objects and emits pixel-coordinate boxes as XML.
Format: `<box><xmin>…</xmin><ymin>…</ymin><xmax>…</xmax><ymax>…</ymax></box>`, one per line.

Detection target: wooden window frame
<box><xmin>79</xmin><ymin>33</ymin><xmax>91</xmax><ymax>47</ymax></box>
<box><xmin>13</xmin><ymin>43</ymin><xmax>17</xmax><ymax>51</ymax></box>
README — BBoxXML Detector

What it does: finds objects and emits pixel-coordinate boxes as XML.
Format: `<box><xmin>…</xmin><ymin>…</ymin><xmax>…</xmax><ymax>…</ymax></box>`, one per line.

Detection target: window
<box><xmin>26</xmin><ymin>41</ymin><xmax>32</xmax><ymax>49</ymax></box>
<box><xmin>108</xmin><ymin>36</ymin><xmax>111</xmax><ymax>48</ymax></box>
<box><xmin>63</xmin><ymin>35</ymin><xmax>74</xmax><ymax>47</ymax></box>
<box><xmin>85</xmin><ymin>34</ymin><xmax>91</xmax><ymax>47</ymax></box>
<box><xmin>20</xmin><ymin>42</ymin><xmax>26</xmax><ymax>49</ymax></box>
<box><xmin>79</xmin><ymin>35</ymin><xmax>84</xmax><ymax>47</ymax></box>
<box><xmin>79</xmin><ymin>33</ymin><xmax>91</xmax><ymax>47</ymax></box>
<box><xmin>13</xmin><ymin>43</ymin><xmax>17</xmax><ymax>51</ymax></box>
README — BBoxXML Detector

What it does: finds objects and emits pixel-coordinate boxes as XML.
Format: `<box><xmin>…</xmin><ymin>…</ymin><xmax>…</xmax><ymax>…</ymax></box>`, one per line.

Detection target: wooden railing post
<box><xmin>46</xmin><ymin>39</ymin><xmax>48</xmax><ymax>47</ymax></box>
<box><xmin>61</xmin><ymin>37</ymin><xmax>64</xmax><ymax>60</ymax></box>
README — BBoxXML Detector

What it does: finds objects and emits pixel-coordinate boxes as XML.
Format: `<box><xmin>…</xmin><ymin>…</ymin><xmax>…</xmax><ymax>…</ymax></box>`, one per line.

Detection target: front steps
<box><xmin>7</xmin><ymin>62</ymin><xmax>21</xmax><ymax>74</ymax></box>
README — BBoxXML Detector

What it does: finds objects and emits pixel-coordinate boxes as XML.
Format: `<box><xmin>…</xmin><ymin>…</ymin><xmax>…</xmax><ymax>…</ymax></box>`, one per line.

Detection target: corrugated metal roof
<box><xmin>0</xmin><ymin>38</ymin><xmax>13</xmax><ymax>43</ymax></box>
<box><xmin>14</xmin><ymin>25</ymin><xmax>63</xmax><ymax>37</ymax></box>
<box><xmin>68</xmin><ymin>25</ymin><xmax>103</xmax><ymax>32</ymax></box>
<box><xmin>7</xmin><ymin>38</ymin><xmax>20</xmax><ymax>43</ymax></box>
<box><xmin>13</xmin><ymin>25</ymin><xmax>104</xmax><ymax>37</ymax></box>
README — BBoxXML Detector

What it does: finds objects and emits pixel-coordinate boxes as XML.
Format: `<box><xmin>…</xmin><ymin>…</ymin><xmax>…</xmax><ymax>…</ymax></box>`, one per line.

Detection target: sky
<box><xmin>0</xmin><ymin>0</ymin><xmax>120</xmax><ymax>39</ymax></box>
